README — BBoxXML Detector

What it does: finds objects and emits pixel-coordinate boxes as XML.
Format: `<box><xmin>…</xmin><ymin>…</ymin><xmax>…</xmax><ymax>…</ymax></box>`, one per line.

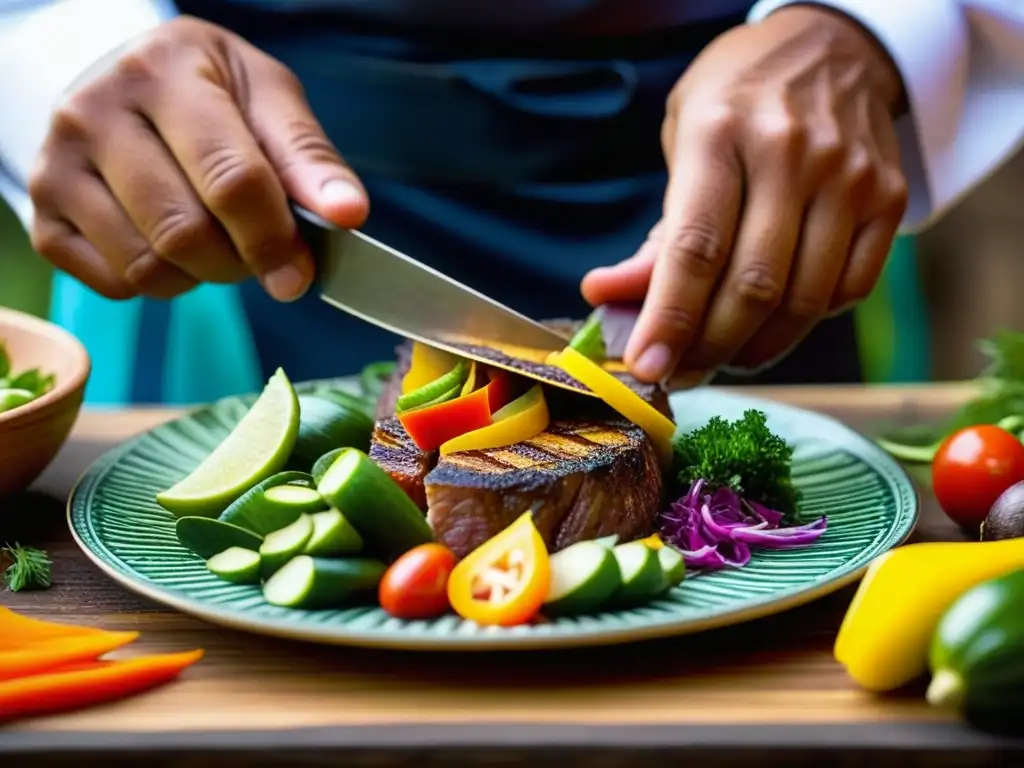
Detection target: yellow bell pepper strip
<box><xmin>549</xmin><ymin>347</ymin><xmax>676</xmax><ymax>467</ymax></box>
<box><xmin>834</xmin><ymin>537</ymin><xmax>1024</xmax><ymax>693</ymax></box>
<box><xmin>0</xmin><ymin>607</ymin><xmax>108</xmax><ymax>652</ymax></box>
<box><xmin>399</xmin><ymin>384</ymin><xmax>494</xmax><ymax>452</ymax></box>
<box><xmin>460</xmin><ymin>361</ymin><xmax>479</xmax><ymax>397</ymax></box>
<box><xmin>401</xmin><ymin>343</ymin><xmax>461</xmax><ymax>395</ymax></box>
<box><xmin>439</xmin><ymin>384</ymin><xmax>549</xmax><ymax>456</ymax></box>
<box><xmin>395</xmin><ymin>359</ymin><xmax>470</xmax><ymax>413</ymax></box>
<box><xmin>0</xmin><ymin>631</ymin><xmax>139</xmax><ymax>681</ymax></box>
<box><xmin>0</xmin><ymin>649</ymin><xmax>204</xmax><ymax>722</ymax></box>
<box><xmin>447</xmin><ymin>511</ymin><xmax>551</xmax><ymax>627</ymax></box>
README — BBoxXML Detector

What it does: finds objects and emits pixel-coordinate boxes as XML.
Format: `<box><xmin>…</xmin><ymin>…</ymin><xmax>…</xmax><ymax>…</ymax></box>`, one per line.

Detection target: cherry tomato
<box><xmin>379</xmin><ymin>543</ymin><xmax>457</xmax><ymax>619</ymax></box>
<box><xmin>932</xmin><ymin>425</ymin><xmax>1024</xmax><ymax>531</ymax></box>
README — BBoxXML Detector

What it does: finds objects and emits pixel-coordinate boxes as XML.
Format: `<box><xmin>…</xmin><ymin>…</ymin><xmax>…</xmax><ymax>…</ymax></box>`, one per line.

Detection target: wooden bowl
<box><xmin>0</xmin><ymin>307</ymin><xmax>90</xmax><ymax>497</ymax></box>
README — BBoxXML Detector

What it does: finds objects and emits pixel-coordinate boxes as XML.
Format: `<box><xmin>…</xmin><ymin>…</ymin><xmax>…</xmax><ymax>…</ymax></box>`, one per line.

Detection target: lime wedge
<box><xmin>156</xmin><ymin>368</ymin><xmax>301</xmax><ymax>518</ymax></box>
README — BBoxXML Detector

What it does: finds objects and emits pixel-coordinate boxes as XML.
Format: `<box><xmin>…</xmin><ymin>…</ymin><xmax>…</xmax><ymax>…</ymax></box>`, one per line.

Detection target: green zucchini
<box><xmin>292</xmin><ymin>394</ymin><xmax>374</xmax><ymax>463</ymax></box>
<box><xmin>611</xmin><ymin>541</ymin><xmax>666</xmax><ymax>606</ymax></box>
<box><xmin>927</xmin><ymin>568</ymin><xmax>1024</xmax><ymax>718</ymax></box>
<box><xmin>218</xmin><ymin>471</ymin><xmax>316</xmax><ymax>535</ymax></box>
<box><xmin>176</xmin><ymin>516</ymin><xmax>263</xmax><ymax>559</ymax></box>
<box><xmin>263</xmin><ymin>555</ymin><xmax>387</xmax><ymax>609</ymax></box>
<box><xmin>317</xmin><ymin>448</ymin><xmax>433</xmax><ymax>561</ymax></box>
<box><xmin>206</xmin><ymin>547</ymin><xmax>262</xmax><ymax>585</ymax></box>
<box><xmin>303</xmin><ymin>509</ymin><xmax>363</xmax><ymax>557</ymax></box>
<box><xmin>261</xmin><ymin>483</ymin><xmax>327</xmax><ymax>515</ymax></box>
<box><xmin>544</xmin><ymin>540</ymin><xmax>622</xmax><ymax>616</ymax></box>
<box><xmin>311</xmin><ymin>448</ymin><xmax>344</xmax><ymax>485</ymax></box>
<box><xmin>359</xmin><ymin>361</ymin><xmax>397</xmax><ymax>401</ymax></box>
<box><xmin>657</xmin><ymin>546</ymin><xmax>687</xmax><ymax>590</ymax></box>
<box><xmin>259</xmin><ymin>514</ymin><xmax>315</xmax><ymax>578</ymax></box>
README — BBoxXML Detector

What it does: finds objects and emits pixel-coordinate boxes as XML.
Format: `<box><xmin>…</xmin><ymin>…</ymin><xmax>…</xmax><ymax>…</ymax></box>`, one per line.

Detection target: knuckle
<box><xmin>49</xmin><ymin>98</ymin><xmax>95</xmax><ymax>144</ymax></box>
<box><xmin>652</xmin><ymin>304</ymin><xmax>701</xmax><ymax>342</ymax></box>
<box><xmin>695</xmin><ymin>104</ymin><xmax>741</xmax><ymax>142</ymax></box>
<box><xmin>26</xmin><ymin>166</ymin><xmax>58</xmax><ymax>209</ymax></box>
<box><xmin>242</xmin><ymin>233</ymin><xmax>297</xmax><ymax>273</ymax></box>
<box><xmin>113</xmin><ymin>47</ymin><xmax>163</xmax><ymax>89</ymax></box>
<box><xmin>200</xmin><ymin>149</ymin><xmax>272</xmax><ymax>213</ymax></box>
<box><xmin>278</xmin><ymin>122</ymin><xmax>341</xmax><ymax>167</ymax></box>
<box><xmin>663</xmin><ymin>222</ymin><xmax>727</xmax><ymax>278</ymax></box>
<box><xmin>880</xmin><ymin>169</ymin><xmax>910</xmax><ymax>215</ymax></box>
<box><xmin>784</xmin><ymin>293</ymin><xmax>828</xmax><ymax>320</ymax></box>
<box><xmin>733</xmin><ymin>262</ymin><xmax>784</xmax><ymax>307</ymax></box>
<box><xmin>756</xmin><ymin>113</ymin><xmax>806</xmax><ymax>156</ymax></box>
<box><xmin>807</xmin><ymin>130</ymin><xmax>845</xmax><ymax>178</ymax></box>
<box><xmin>842</xmin><ymin>145</ymin><xmax>877</xmax><ymax>193</ymax></box>
<box><xmin>28</xmin><ymin>221</ymin><xmax>62</xmax><ymax>258</ymax></box>
<box><xmin>148</xmin><ymin>208</ymin><xmax>215</xmax><ymax>258</ymax></box>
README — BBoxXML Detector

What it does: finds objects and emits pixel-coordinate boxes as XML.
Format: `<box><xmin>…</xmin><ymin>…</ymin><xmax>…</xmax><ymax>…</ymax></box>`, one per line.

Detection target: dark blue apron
<box><xmin>130</xmin><ymin>0</ymin><xmax>861</xmax><ymax>398</ymax></box>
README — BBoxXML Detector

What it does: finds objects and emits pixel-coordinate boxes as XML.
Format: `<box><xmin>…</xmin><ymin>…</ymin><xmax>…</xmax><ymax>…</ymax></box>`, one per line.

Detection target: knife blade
<box><xmin>292</xmin><ymin>204</ymin><xmax>600</xmax><ymax>394</ymax></box>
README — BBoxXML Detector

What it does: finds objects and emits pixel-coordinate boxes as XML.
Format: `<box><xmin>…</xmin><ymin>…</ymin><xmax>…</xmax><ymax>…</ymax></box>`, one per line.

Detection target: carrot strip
<box><xmin>0</xmin><ymin>607</ymin><xmax>106</xmax><ymax>651</ymax></box>
<box><xmin>0</xmin><ymin>649</ymin><xmax>204</xmax><ymax>722</ymax></box>
<box><xmin>0</xmin><ymin>631</ymin><xmax>139</xmax><ymax>681</ymax></box>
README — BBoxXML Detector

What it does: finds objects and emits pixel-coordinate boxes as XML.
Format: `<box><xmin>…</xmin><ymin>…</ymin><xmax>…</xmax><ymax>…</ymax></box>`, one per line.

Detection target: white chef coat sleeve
<box><xmin>0</xmin><ymin>0</ymin><xmax>178</xmax><ymax>225</ymax></box>
<box><xmin>748</xmin><ymin>0</ymin><xmax>1024</xmax><ymax>233</ymax></box>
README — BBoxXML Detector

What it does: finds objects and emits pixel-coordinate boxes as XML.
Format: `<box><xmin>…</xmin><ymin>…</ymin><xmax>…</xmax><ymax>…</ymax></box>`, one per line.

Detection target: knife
<box><xmin>292</xmin><ymin>204</ymin><xmax>603</xmax><ymax>394</ymax></box>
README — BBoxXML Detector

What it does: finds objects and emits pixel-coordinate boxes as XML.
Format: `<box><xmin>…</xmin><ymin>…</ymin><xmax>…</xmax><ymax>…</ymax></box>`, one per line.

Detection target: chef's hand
<box><xmin>28</xmin><ymin>16</ymin><xmax>368</xmax><ymax>301</ymax></box>
<box><xmin>581</xmin><ymin>5</ymin><xmax>909</xmax><ymax>384</ymax></box>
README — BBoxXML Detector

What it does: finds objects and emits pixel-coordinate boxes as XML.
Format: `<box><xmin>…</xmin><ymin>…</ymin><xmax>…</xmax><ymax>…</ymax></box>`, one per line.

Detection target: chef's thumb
<box><xmin>248</xmin><ymin>73</ymin><xmax>370</xmax><ymax>230</ymax></box>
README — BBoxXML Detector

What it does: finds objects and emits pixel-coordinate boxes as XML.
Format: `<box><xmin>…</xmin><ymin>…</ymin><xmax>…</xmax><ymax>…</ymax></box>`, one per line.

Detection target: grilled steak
<box><xmin>368</xmin><ymin>323</ymin><xmax>669</xmax><ymax>556</ymax></box>
<box><xmin>366</xmin><ymin>416</ymin><xmax>434</xmax><ymax>512</ymax></box>
<box><xmin>424</xmin><ymin>419</ymin><xmax>662</xmax><ymax>558</ymax></box>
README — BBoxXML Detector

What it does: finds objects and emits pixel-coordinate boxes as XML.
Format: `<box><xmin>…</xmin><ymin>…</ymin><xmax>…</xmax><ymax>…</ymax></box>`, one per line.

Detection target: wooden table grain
<box><xmin>3</xmin><ymin>382</ymin><xmax>1024</xmax><ymax>766</ymax></box>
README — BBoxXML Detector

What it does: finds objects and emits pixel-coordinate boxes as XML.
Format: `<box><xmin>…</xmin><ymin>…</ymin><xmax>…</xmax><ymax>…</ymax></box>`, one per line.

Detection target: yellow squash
<box><xmin>835</xmin><ymin>537</ymin><xmax>1024</xmax><ymax>692</ymax></box>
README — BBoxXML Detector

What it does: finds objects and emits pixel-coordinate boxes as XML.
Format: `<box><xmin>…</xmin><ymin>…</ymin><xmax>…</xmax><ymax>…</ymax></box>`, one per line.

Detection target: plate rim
<box><xmin>67</xmin><ymin>382</ymin><xmax>919</xmax><ymax>651</ymax></box>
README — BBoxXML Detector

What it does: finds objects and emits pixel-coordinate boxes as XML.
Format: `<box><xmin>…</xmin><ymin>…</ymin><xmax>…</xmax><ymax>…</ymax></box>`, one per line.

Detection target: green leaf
<box><xmin>6</xmin><ymin>368</ymin><xmax>54</xmax><ymax>398</ymax></box>
<box><xmin>2</xmin><ymin>543</ymin><xmax>53</xmax><ymax>592</ymax></box>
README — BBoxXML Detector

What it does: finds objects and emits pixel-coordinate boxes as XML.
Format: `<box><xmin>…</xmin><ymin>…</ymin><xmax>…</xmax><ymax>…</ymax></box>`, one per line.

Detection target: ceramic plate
<box><xmin>69</xmin><ymin>381</ymin><xmax>917</xmax><ymax>650</ymax></box>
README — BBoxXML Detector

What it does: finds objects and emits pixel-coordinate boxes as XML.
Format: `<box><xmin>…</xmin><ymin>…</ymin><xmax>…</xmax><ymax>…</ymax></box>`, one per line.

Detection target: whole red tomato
<box><xmin>932</xmin><ymin>425</ymin><xmax>1024</xmax><ymax>531</ymax></box>
<box><xmin>379</xmin><ymin>543</ymin><xmax>457</xmax><ymax>619</ymax></box>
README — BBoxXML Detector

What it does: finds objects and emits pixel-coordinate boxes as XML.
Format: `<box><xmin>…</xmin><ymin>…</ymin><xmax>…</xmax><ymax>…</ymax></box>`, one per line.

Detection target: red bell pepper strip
<box><xmin>399</xmin><ymin>385</ymin><xmax>493</xmax><ymax>451</ymax></box>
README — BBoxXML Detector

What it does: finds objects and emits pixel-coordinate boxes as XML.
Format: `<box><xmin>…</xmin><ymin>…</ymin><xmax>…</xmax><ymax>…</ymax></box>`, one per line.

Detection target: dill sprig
<box><xmin>2</xmin><ymin>543</ymin><xmax>53</xmax><ymax>592</ymax></box>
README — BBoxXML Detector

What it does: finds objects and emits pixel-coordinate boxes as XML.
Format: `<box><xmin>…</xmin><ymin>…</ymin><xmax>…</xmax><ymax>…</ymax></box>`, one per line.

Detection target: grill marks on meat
<box><xmin>425</xmin><ymin>420</ymin><xmax>662</xmax><ymax>558</ymax></box>
<box><xmin>369</xmin><ymin>327</ymin><xmax>668</xmax><ymax>558</ymax></box>
<box><xmin>367</xmin><ymin>416</ymin><xmax>434</xmax><ymax>512</ymax></box>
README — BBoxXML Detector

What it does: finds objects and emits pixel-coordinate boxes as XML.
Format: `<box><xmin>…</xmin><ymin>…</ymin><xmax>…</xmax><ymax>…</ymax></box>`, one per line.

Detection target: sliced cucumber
<box><xmin>259</xmin><ymin>514</ymin><xmax>315</xmax><ymax>578</ymax></box>
<box><xmin>544</xmin><ymin>541</ymin><xmax>622</xmax><ymax>617</ymax></box>
<box><xmin>594</xmin><ymin>534</ymin><xmax>620</xmax><ymax>549</ymax></box>
<box><xmin>218</xmin><ymin>471</ymin><xmax>316</xmax><ymax>535</ymax></box>
<box><xmin>611</xmin><ymin>541</ymin><xmax>666</xmax><ymax>605</ymax></box>
<box><xmin>304</xmin><ymin>508</ymin><xmax>363</xmax><ymax>557</ymax></box>
<box><xmin>311</xmin><ymin>448</ymin><xmax>344</xmax><ymax>484</ymax></box>
<box><xmin>317</xmin><ymin>448</ymin><xmax>433</xmax><ymax>560</ymax></box>
<box><xmin>206</xmin><ymin>547</ymin><xmax>262</xmax><ymax>585</ymax></box>
<box><xmin>176</xmin><ymin>516</ymin><xmax>263</xmax><ymax>559</ymax></box>
<box><xmin>263</xmin><ymin>555</ymin><xmax>387</xmax><ymax>609</ymax></box>
<box><xmin>293</xmin><ymin>394</ymin><xmax>374</xmax><ymax>464</ymax></box>
<box><xmin>262</xmin><ymin>483</ymin><xmax>328</xmax><ymax>516</ymax></box>
<box><xmin>657</xmin><ymin>546</ymin><xmax>686</xmax><ymax>591</ymax></box>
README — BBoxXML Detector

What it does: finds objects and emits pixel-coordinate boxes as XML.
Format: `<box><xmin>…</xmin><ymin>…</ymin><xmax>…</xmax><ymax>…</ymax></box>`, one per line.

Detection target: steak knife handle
<box><xmin>290</xmin><ymin>202</ymin><xmax>335</xmax><ymax>278</ymax></box>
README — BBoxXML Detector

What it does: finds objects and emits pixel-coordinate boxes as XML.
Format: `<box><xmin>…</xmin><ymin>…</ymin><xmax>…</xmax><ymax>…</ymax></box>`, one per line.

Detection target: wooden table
<box><xmin>3</xmin><ymin>383</ymin><xmax>1024</xmax><ymax>766</ymax></box>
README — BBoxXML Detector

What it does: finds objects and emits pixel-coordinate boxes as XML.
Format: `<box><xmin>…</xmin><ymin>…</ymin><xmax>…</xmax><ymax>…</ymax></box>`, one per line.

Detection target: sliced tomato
<box><xmin>447</xmin><ymin>512</ymin><xmax>551</xmax><ymax>627</ymax></box>
<box><xmin>379</xmin><ymin>544</ymin><xmax>457</xmax><ymax>620</ymax></box>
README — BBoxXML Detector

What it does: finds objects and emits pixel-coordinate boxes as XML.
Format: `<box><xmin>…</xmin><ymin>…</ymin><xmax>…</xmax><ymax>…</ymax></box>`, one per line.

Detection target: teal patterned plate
<box><xmin>68</xmin><ymin>382</ymin><xmax>918</xmax><ymax>650</ymax></box>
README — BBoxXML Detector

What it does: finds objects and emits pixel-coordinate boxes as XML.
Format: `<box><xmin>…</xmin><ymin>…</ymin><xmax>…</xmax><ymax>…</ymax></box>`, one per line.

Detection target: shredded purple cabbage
<box><xmin>658</xmin><ymin>479</ymin><xmax>827</xmax><ymax>570</ymax></box>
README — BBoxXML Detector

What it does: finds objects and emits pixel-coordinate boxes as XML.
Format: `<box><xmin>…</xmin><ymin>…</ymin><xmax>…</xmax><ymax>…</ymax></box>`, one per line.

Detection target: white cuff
<box><xmin>0</xmin><ymin>0</ymin><xmax>178</xmax><ymax>190</ymax></box>
<box><xmin>748</xmin><ymin>0</ymin><xmax>1024</xmax><ymax>234</ymax></box>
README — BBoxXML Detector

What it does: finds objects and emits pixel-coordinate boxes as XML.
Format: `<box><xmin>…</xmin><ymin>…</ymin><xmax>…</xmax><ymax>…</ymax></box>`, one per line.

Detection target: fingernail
<box><xmin>263</xmin><ymin>263</ymin><xmax>307</xmax><ymax>302</ymax></box>
<box><xmin>321</xmin><ymin>180</ymin><xmax>365</xmax><ymax>209</ymax></box>
<box><xmin>633</xmin><ymin>343</ymin><xmax>672</xmax><ymax>382</ymax></box>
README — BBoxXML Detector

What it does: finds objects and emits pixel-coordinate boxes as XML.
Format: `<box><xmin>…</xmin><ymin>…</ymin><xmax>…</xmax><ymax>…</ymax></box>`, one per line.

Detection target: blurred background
<box><xmin>2</xmin><ymin>146</ymin><xmax>1022</xmax><ymax>386</ymax></box>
